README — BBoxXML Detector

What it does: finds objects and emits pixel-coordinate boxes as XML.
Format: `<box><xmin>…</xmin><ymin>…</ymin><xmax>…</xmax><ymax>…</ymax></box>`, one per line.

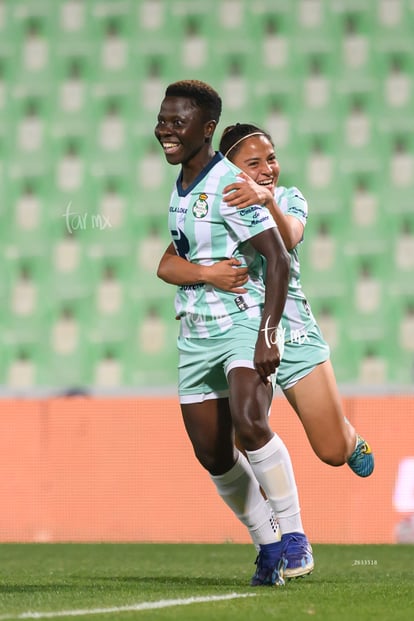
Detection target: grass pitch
<box><xmin>0</xmin><ymin>543</ymin><xmax>413</xmax><ymax>620</ymax></box>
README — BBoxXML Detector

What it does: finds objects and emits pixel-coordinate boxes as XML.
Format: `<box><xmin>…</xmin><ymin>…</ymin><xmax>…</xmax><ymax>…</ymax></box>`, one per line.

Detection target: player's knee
<box><xmin>235</xmin><ymin>418</ymin><xmax>272</xmax><ymax>452</ymax></box>
<box><xmin>193</xmin><ymin>445</ymin><xmax>235</xmax><ymax>476</ymax></box>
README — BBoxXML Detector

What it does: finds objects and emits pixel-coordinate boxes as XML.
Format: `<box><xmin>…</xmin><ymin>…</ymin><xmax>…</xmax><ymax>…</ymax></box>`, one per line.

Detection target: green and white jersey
<box><xmin>275</xmin><ymin>186</ymin><xmax>317</xmax><ymax>343</ymax></box>
<box><xmin>168</xmin><ymin>152</ymin><xmax>277</xmax><ymax>338</ymax></box>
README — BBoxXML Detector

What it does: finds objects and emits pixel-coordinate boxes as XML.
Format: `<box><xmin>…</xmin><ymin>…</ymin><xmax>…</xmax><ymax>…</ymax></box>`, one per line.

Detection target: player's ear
<box><xmin>204</xmin><ymin>120</ymin><xmax>217</xmax><ymax>143</ymax></box>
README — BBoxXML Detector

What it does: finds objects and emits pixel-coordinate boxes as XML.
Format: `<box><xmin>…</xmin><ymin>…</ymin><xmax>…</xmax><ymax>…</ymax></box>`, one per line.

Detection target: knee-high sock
<box><xmin>246</xmin><ymin>434</ymin><xmax>304</xmax><ymax>535</ymax></box>
<box><xmin>210</xmin><ymin>450</ymin><xmax>279</xmax><ymax>546</ymax></box>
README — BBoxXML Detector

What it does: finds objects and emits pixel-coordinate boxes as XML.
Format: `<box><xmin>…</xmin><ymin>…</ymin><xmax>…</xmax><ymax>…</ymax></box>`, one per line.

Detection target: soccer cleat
<box><xmin>250</xmin><ymin>542</ymin><xmax>285</xmax><ymax>586</ymax></box>
<box><xmin>281</xmin><ymin>532</ymin><xmax>314</xmax><ymax>579</ymax></box>
<box><xmin>347</xmin><ymin>435</ymin><xmax>374</xmax><ymax>478</ymax></box>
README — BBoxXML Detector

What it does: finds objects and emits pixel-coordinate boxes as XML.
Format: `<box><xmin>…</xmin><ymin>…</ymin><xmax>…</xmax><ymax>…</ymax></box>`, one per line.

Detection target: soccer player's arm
<box><xmin>223</xmin><ymin>173</ymin><xmax>305</xmax><ymax>250</ymax></box>
<box><xmin>262</xmin><ymin>196</ymin><xmax>304</xmax><ymax>250</ymax></box>
<box><xmin>249</xmin><ymin>227</ymin><xmax>290</xmax><ymax>382</ymax></box>
<box><xmin>157</xmin><ymin>242</ymin><xmax>249</xmax><ymax>292</ymax></box>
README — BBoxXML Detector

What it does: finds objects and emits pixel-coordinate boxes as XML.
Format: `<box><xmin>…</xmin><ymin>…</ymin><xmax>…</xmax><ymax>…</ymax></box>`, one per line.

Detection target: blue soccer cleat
<box><xmin>281</xmin><ymin>532</ymin><xmax>314</xmax><ymax>579</ymax></box>
<box><xmin>347</xmin><ymin>435</ymin><xmax>374</xmax><ymax>478</ymax></box>
<box><xmin>250</xmin><ymin>541</ymin><xmax>286</xmax><ymax>586</ymax></box>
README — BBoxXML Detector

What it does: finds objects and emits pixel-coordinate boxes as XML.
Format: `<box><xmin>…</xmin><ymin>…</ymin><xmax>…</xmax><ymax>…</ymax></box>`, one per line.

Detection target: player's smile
<box><xmin>160</xmin><ymin>141</ymin><xmax>181</xmax><ymax>155</ymax></box>
<box><xmin>154</xmin><ymin>96</ymin><xmax>211</xmax><ymax>167</ymax></box>
<box><xmin>258</xmin><ymin>178</ymin><xmax>275</xmax><ymax>192</ymax></box>
<box><xmin>231</xmin><ymin>134</ymin><xmax>280</xmax><ymax>190</ymax></box>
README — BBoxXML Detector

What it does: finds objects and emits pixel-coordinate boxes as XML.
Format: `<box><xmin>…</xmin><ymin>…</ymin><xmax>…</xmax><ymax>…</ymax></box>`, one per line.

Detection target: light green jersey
<box><xmin>168</xmin><ymin>153</ymin><xmax>277</xmax><ymax>338</ymax></box>
<box><xmin>275</xmin><ymin>186</ymin><xmax>317</xmax><ymax>343</ymax></box>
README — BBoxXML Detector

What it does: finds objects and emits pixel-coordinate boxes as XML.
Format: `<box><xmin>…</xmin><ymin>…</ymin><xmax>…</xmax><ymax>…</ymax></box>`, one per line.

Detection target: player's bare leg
<box><xmin>284</xmin><ymin>360</ymin><xmax>374</xmax><ymax>476</ymax></box>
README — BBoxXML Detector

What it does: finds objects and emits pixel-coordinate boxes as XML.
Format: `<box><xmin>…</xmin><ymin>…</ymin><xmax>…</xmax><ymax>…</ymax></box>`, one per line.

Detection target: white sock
<box><xmin>210</xmin><ymin>451</ymin><xmax>279</xmax><ymax>546</ymax></box>
<box><xmin>246</xmin><ymin>434</ymin><xmax>304</xmax><ymax>536</ymax></box>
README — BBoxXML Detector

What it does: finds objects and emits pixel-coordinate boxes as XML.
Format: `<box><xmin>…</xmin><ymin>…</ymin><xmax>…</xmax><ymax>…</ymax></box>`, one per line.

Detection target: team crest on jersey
<box><xmin>192</xmin><ymin>193</ymin><xmax>209</xmax><ymax>218</ymax></box>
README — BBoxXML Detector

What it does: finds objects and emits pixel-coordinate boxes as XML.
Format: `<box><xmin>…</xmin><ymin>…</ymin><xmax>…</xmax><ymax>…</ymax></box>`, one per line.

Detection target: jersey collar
<box><xmin>176</xmin><ymin>152</ymin><xmax>223</xmax><ymax>197</ymax></box>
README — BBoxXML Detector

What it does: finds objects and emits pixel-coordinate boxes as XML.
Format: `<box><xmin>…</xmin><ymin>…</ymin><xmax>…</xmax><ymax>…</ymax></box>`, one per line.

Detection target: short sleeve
<box><xmin>220</xmin><ymin>202</ymin><xmax>276</xmax><ymax>242</ymax></box>
<box><xmin>277</xmin><ymin>186</ymin><xmax>308</xmax><ymax>228</ymax></box>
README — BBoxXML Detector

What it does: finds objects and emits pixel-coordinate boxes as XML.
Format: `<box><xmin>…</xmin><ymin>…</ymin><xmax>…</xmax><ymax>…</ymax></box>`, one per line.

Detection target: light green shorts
<box><xmin>178</xmin><ymin>319</ymin><xmax>284</xmax><ymax>404</ymax></box>
<box><xmin>276</xmin><ymin>322</ymin><xmax>330</xmax><ymax>391</ymax></box>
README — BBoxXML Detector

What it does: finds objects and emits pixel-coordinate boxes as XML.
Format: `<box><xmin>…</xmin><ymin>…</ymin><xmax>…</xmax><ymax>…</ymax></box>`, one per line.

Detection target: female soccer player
<box><xmin>155</xmin><ymin>82</ymin><xmax>313</xmax><ymax>586</ymax></box>
<box><xmin>158</xmin><ymin>123</ymin><xmax>374</xmax><ymax>477</ymax></box>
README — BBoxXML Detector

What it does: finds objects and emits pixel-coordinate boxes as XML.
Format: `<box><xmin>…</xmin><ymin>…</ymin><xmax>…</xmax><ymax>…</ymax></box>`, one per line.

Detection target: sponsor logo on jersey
<box><xmin>192</xmin><ymin>193</ymin><xmax>209</xmax><ymax>218</ymax></box>
<box><xmin>234</xmin><ymin>295</ymin><xmax>248</xmax><ymax>311</ymax></box>
<box><xmin>239</xmin><ymin>206</ymin><xmax>258</xmax><ymax>217</ymax></box>
<box><xmin>179</xmin><ymin>283</ymin><xmax>204</xmax><ymax>291</ymax></box>
<box><xmin>251</xmin><ymin>211</ymin><xmax>270</xmax><ymax>225</ymax></box>
<box><xmin>302</xmin><ymin>299</ymin><xmax>311</xmax><ymax>316</ymax></box>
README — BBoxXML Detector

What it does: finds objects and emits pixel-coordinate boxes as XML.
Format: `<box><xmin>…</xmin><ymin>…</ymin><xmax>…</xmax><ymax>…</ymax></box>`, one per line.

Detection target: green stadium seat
<box><xmin>11</xmin><ymin>10</ymin><xmax>53</xmax><ymax>86</ymax></box>
<box><xmin>334</xmin><ymin>10</ymin><xmax>377</xmax><ymax>83</ymax></box>
<box><xmin>50</xmin><ymin>230</ymin><xmax>95</xmax><ymax>303</ymax></box>
<box><xmin>395</xmin><ymin>296</ymin><xmax>414</xmax><ymax>351</ymax></box>
<box><xmin>300</xmin><ymin>211</ymin><xmax>348</xmax><ymax>300</ymax></box>
<box><xmin>130</xmin><ymin>211</ymin><xmax>174</xmax><ymax>302</ymax></box>
<box><xmin>376</xmin><ymin>0</ymin><xmax>406</xmax><ymax>30</ymax></box>
<box><xmin>134</xmin><ymin>55</ymin><xmax>179</xmax><ymax>135</ymax></box>
<box><xmin>77</xmin><ymin>257</ymin><xmax>138</xmax><ymax>350</ymax></box>
<box><xmin>53</xmin><ymin>0</ymin><xmax>92</xmax><ymax>43</ymax></box>
<box><xmin>375</xmin><ymin>0</ymin><xmax>414</xmax><ymax>40</ymax></box>
<box><xmin>346</xmin><ymin>249</ymin><xmax>390</xmax><ymax>311</ymax></box>
<box><xmin>332</xmin><ymin>175</ymin><xmax>387</xmax><ymax>287</ymax></box>
<box><xmin>340</xmin><ymin>254</ymin><xmax>390</xmax><ymax>382</ymax></box>
<box><xmin>246</xmin><ymin>3</ymin><xmax>296</xmax><ymax>69</ymax></box>
<box><xmin>131</xmin><ymin>298</ymin><xmax>178</xmax><ymax>387</ymax></box>
<box><xmin>387</xmin><ymin>214</ymin><xmax>414</xmax><ymax>298</ymax></box>
<box><xmin>388</xmin><ymin>349</ymin><xmax>414</xmax><ymax>385</ymax></box>
<box><xmin>330</xmin><ymin>337</ymin><xmax>358</xmax><ymax>386</ymax></box>
<box><xmin>388</xmin><ymin>134</ymin><xmax>414</xmax><ymax>188</ymax></box>
<box><xmin>52</xmin><ymin>135</ymin><xmax>88</xmax><ymax>196</ymax></box>
<box><xmin>377</xmin><ymin>52</ymin><xmax>414</xmax><ymax>115</ymax></box>
<box><xmin>90</xmin><ymin>341</ymin><xmax>129</xmax><ymax>389</ymax></box>
<box><xmin>93</xmin><ymin>96</ymin><xmax>131</xmax><ymax>155</ymax></box>
<box><xmin>295</xmin><ymin>132</ymin><xmax>345</xmax><ymax>214</ymax></box>
<box><xmin>5</xmin><ymin>254</ymin><xmax>50</xmax><ymax>314</ymax></box>
<box><xmin>52</xmin><ymin>54</ymin><xmax>93</xmax><ymax>129</ymax></box>
<box><xmin>309</xmin><ymin>297</ymin><xmax>343</xmax><ymax>353</ymax></box>
<box><xmin>0</xmin><ymin>341</ymin><xmax>48</xmax><ymax>389</ymax></box>
<box><xmin>137</xmin><ymin>0</ymin><xmax>169</xmax><ymax>33</ymax></box>
<box><xmin>144</xmin><ymin>5</ymin><xmax>214</xmax><ymax>75</ymax></box>
<box><xmin>2</xmin><ymin>257</ymin><xmax>51</xmax><ymax>374</ymax></box>
<box><xmin>353</xmin><ymin>342</ymin><xmax>390</xmax><ymax>386</ymax></box>
<box><xmin>338</xmin><ymin>91</ymin><xmax>383</xmax><ymax>156</ymax></box>
<box><xmin>298</xmin><ymin>52</ymin><xmax>337</xmax><ymax>120</ymax></box>
<box><xmin>4</xmin><ymin>175</ymin><xmax>51</xmax><ymax>256</ymax></box>
<box><xmin>345</xmin><ymin>173</ymin><xmax>382</xmax><ymax>228</ymax></box>
<box><xmin>89</xmin><ymin>11</ymin><xmax>133</xmax><ymax>84</ymax></box>
<box><xmin>391</xmin><ymin>215</ymin><xmax>414</xmax><ymax>271</ymax></box>
<box><xmin>94</xmin><ymin>175</ymin><xmax>135</xmax><ymax>236</ymax></box>
<box><xmin>46</xmin><ymin>298</ymin><xmax>95</xmax><ymax>389</ymax></box>
<box><xmin>254</xmin><ymin>93</ymin><xmax>295</xmax><ymax>156</ymax></box>
<box><xmin>8</xmin><ymin>95</ymin><xmax>51</xmax><ymax>166</ymax></box>
<box><xmin>388</xmin><ymin>293</ymin><xmax>414</xmax><ymax>384</ymax></box>
<box><xmin>135</xmin><ymin>138</ymin><xmax>169</xmax><ymax>193</ymax></box>
<box><xmin>302</xmin><ymin>289</ymin><xmax>353</xmax><ymax>380</ymax></box>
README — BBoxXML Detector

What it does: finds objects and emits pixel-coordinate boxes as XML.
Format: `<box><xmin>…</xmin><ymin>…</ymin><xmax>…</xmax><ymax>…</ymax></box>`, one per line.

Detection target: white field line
<box><xmin>0</xmin><ymin>592</ymin><xmax>256</xmax><ymax>619</ymax></box>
